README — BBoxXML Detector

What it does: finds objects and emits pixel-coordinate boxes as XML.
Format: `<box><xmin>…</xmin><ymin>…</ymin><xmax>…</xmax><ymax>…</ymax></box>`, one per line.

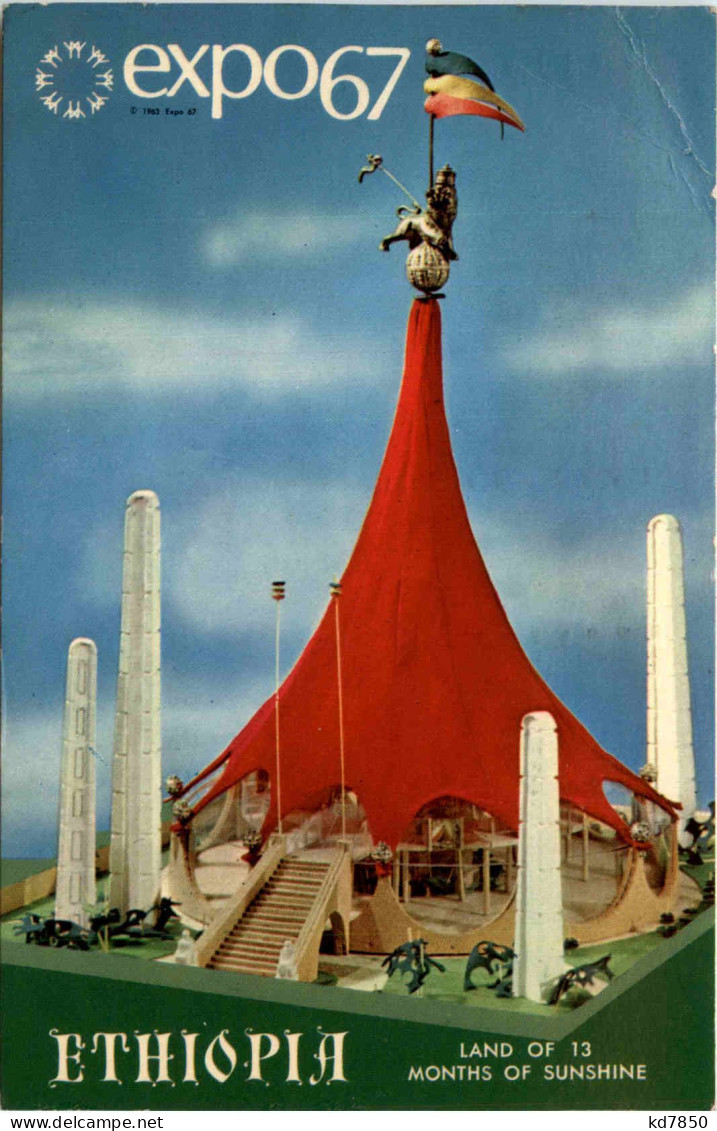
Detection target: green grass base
<box><xmin>1</xmin><ymin>893</ymin><xmax>190</xmax><ymax>962</ymax></box>
<box><xmin>379</xmin><ymin>931</ymin><xmax>667</xmax><ymax>1014</ymax></box>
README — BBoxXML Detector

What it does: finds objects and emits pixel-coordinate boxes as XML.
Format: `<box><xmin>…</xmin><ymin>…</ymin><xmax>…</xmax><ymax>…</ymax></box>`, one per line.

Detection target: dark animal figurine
<box><xmin>89</xmin><ymin>907</ymin><xmax>121</xmax><ymax>935</ymax></box>
<box><xmin>14</xmin><ymin>914</ymin><xmax>46</xmax><ymax>944</ymax></box>
<box><xmin>681</xmin><ymin>804</ymin><xmax>714</xmax><ymax>861</ymax></box>
<box><xmin>14</xmin><ymin>915</ymin><xmax>92</xmax><ymax>950</ymax></box>
<box><xmin>111</xmin><ymin>900</ymin><xmax>181</xmax><ymax>941</ymax></box>
<box><xmin>464</xmin><ymin>941</ymin><xmax>515</xmax><ymax>991</ymax></box>
<box><xmin>153</xmin><ymin>897</ymin><xmax>181</xmax><ymax>934</ymax></box>
<box><xmin>548</xmin><ymin>955</ymin><xmax>613</xmax><ymax>1006</ymax></box>
<box><xmin>382</xmin><ymin>939</ymin><xmax>446</xmax><ymax>994</ymax></box>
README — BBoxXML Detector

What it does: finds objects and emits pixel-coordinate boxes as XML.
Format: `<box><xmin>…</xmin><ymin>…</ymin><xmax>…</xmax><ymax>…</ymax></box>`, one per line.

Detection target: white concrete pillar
<box><xmin>647</xmin><ymin>514</ymin><xmax>697</xmax><ymax>841</ymax></box>
<box><xmin>109</xmin><ymin>490</ymin><xmax>162</xmax><ymax>914</ymax></box>
<box><xmin>512</xmin><ymin>711</ymin><xmax>566</xmax><ymax>1003</ymax></box>
<box><xmin>55</xmin><ymin>638</ymin><xmax>97</xmax><ymax>926</ymax></box>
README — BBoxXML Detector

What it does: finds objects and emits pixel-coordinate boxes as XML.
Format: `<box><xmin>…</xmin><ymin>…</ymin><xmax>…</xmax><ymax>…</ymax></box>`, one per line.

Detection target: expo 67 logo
<box><xmin>35</xmin><ymin>41</ymin><xmax>114</xmax><ymax>119</ymax></box>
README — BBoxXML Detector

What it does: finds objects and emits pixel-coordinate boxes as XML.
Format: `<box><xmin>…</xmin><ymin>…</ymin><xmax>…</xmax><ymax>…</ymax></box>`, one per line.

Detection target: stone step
<box><xmin>251</xmin><ymin>890</ymin><xmax>312</xmax><ymax>905</ymax></box>
<box><xmin>259</xmin><ymin>891</ymin><xmax>317</xmax><ymax>903</ymax></box>
<box><xmin>281</xmin><ymin>861</ymin><xmax>329</xmax><ymax>870</ymax></box>
<box><xmin>223</xmin><ymin>929</ymin><xmax>285</xmax><ymax>947</ymax></box>
<box><xmin>266</xmin><ymin>875</ymin><xmax>323</xmax><ymax>888</ymax></box>
<box><xmin>231</xmin><ymin>925</ymin><xmax>301</xmax><ymax>944</ymax></box>
<box><xmin>232</xmin><ymin>915</ymin><xmax>303</xmax><ymax>932</ymax></box>
<box><xmin>241</xmin><ymin>912</ymin><xmax>306</xmax><ymax>929</ymax></box>
<box><xmin>263</xmin><ymin>889</ymin><xmax>321</xmax><ymax>902</ymax></box>
<box><xmin>252</xmin><ymin>897</ymin><xmax>315</xmax><ymax>913</ymax></box>
<box><xmin>270</xmin><ymin>873</ymin><xmax>326</xmax><ymax>886</ymax></box>
<box><xmin>234</xmin><ymin>918</ymin><xmax>301</xmax><ymax>934</ymax></box>
<box><xmin>247</xmin><ymin>899</ymin><xmax>308</xmax><ymax>916</ymax></box>
<box><xmin>219</xmin><ymin>941</ymin><xmax>282</xmax><ymax>959</ymax></box>
<box><xmin>259</xmin><ymin>893</ymin><xmax>316</xmax><ymax>907</ymax></box>
<box><xmin>265</xmin><ymin>880</ymin><xmax>323</xmax><ymax>894</ymax></box>
<box><xmin>274</xmin><ymin>872</ymin><xmax>326</xmax><ymax>884</ymax></box>
<box><xmin>273</xmin><ymin>867</ymin><xmax>326</xmax><ymax>879</ymax></box>
<box><xmin>210</xmin><ymin>962</ymin><xmax>274</xmax><ymax>977</ymax></box>
<box><xmin>222</xmin><ymin>934</ymin><xmax>284</xmax><ymax>950</ymax></box>
<box><xmin>210</xmin><ymin>954</ymin><xmax>275</xmax><ymax>974</ymax></box>
<box><xmin>219</xmin><ymin>947</ymin><xmax>281</xmax><ymax>964</ymax></box>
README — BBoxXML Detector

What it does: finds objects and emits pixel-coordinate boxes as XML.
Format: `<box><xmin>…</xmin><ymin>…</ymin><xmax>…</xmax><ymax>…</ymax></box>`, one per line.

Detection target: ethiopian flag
<box><xmin>424</xmin><ymin>41</ymin><xmax>524</xmax><ymax>132</ymax></box>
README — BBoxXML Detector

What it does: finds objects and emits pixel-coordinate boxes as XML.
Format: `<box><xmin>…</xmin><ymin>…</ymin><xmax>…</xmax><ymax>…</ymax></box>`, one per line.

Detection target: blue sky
<box><xmin>3</xmin><ymin>3</ymin><xmax>714</xmax><ymax>856</ymax></box>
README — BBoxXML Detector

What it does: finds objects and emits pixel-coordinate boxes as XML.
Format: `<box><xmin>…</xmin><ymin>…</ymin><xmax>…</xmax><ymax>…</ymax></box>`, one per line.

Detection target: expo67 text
<box><xmin>123</xmin><ymin>43</ymin><xmax>411</xmax><ymax>120</ymax></box>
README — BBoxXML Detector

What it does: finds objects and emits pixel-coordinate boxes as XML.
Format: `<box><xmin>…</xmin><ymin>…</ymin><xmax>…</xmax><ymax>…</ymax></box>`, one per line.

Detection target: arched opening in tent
<box><xmin>559</xmin><ymin>799</ymin><xmax>627</xmax><ymax>921</ymax></box>
<box><xmin>191</xmin><ymin>769</ymin><xmax>271</xmax><ymax>853</ymax></box>
<box><xmin>600</xmin><ymin>780</ymin><xmax>673</xmax><ymax>894</ymax></box>
<box><xmin>386</xmin><ymin>797</ymin><xmax>518</xmax><ymax>935</ymax></box>
<box><xmin>184</xmin><ymin>770</ymin><xmax>271</xmax><ymax>905</ymax></box>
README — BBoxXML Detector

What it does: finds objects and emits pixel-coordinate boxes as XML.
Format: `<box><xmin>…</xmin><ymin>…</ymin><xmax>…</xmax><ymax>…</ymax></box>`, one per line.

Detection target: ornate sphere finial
<box><xmin>630</xmin><ymin>820</ymin><xmax>652</xmax><ymax>844</ymax></box>
<box><xmin>426</xmin><ymin>38</ymin><xmax>442</xmax><ymax>55</ymax></box>
<box><xmin>406</xmin><ymin>244</ymin><xmax>450</xmax><ymax>294</ymax></box>
<box><xmin>371</xmin><ymin>841</ymin><xmax>394</xmax><ymax>864</ymax></box>
<box><xmin>173</xmin><ymin>800</ymin><xmax>193</xmax><ymax>824</ymax></box>
<box><xmin>165</xmin><ymin>774</ymin><xmax>184</xmax><ymax>798</ymax></box>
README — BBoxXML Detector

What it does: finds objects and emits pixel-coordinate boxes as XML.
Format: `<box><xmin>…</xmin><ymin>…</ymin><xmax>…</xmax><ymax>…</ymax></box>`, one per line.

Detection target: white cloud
<box><xmin>200</xmin><ymin>211</ymin><xmax>378</xmax><ymax>267</ymax></box>
<box><xmin>1</xmin><ymin>703</ymin><xmax>115</xmax><ymax>857</ymax></box>
<box><xmin>79</xmin><ymin>474</ymin><xmax>370</xmax><ymax>639</ymax></box>
<box><xmin>504</xmin><ymin>284</ymin><xmax>714</xmax><ymax>377</ymax></box>
<box><xmin>471</xmin><ymin>506</ymin><xmax>713</xmax><ymax>636</ymax></box>
<box><xmin>162</xmin><ymin>679</ymin><xmax>274</xmax><ymax>777</ymax></box>
<box><xmin>0</xmin><ymin>683</ymin><xmax>267</xmax><ymax>856</ymax></box>
<box><xmin>167</xmin><ymin>476</ymin><xmax>370</xmax><ymax>637</ymax></box>
<box><xmin>471</xmin><ymin>513</ymin><xmax>644</xmax><ymax>633</ymax></box>
<box><xmin>3</xmin><ymin>299</ymin><xmax>375</xmax><ymax>401</ymax></box>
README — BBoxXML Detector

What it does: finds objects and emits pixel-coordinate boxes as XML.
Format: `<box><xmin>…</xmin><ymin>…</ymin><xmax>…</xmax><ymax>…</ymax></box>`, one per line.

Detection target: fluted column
<box><xmin>647</xmin><ymin>514</ymin><xmax>696</xmax><ymax>841</ymax></box>
<box><xmin>109</xmin><ymin>490</ymin><xmax>162</xmax><ymax>914</ymax></box>
<box><xmin>55</xmin><ymin>638</ymin><xmax>97</xmax><ymax>926</ymax></box>
<box><xmin>512</xmin><ymin>711</ymin><xmax>566</xmax><ymax>1002</ymax></box>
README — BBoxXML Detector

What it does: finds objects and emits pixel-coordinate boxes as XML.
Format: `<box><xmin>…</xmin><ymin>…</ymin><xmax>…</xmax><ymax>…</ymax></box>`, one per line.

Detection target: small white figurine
<box><xmin>275</xmin><ymin>940</ymin><xmax>298</xmax><ymax>980</ymax></box>
<box><xmin>174</xmin><ymin>928</ymin><xmax>197</xmax><ymax>966</ymax></box>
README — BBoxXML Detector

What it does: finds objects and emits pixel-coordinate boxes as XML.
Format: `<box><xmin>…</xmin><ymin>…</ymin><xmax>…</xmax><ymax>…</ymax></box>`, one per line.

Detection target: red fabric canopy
<box><xmin>182</xmin><ymin>298</ymin><xmax>677</xmax><ymax>845</ymax></box>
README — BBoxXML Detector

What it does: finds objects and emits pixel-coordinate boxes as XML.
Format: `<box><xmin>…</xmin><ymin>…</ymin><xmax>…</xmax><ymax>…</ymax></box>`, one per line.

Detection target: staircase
<box><xmin>208</xmin><ymin>859</ymin><xmax>330</xmax><ymax>975</ymax></box>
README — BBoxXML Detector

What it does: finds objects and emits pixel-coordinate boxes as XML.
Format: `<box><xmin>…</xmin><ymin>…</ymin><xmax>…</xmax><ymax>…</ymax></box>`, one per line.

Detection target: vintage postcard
<box><xmin>1</xmin><ymin>1</ymin><xmax>714</xmax><ymax>1113</ymax></box>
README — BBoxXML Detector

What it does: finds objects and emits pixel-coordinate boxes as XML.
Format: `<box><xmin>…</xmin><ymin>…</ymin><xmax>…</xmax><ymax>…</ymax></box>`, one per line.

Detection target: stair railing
<box><xmin>292</xmin><ymin>844</ymin><xmax>351</xmax><ymax>980</ymax></box>
<box><xmin>195</xmin><ymin>833</ymin><xmax>286</xmax><ymax>968</ymax></box>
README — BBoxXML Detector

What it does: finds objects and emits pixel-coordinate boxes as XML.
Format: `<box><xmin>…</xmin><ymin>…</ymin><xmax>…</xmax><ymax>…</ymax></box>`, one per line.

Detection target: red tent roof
<box><xmin>182</xmin><ymin>298</ymin><xmax>676</xmax><ymax>845</ymax></box>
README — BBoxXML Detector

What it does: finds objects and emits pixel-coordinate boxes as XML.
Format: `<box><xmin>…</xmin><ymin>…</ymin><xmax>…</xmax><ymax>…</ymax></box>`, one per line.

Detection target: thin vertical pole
<box><xmin>428</xmin><ymin>114</ymin><xmax>435</xmax><ymax>188</ymax></box>
<box><xmin>582</xmin><ymin>810</ymin><xmax>589</xmax><ymax>882</ymax></box>
<box><xmin>271</xmin><ymin>581</ymin><xmax>285</xmax><ymax>835</ymax></box>
<box><xmin>483</xmin><ymin>847</ymin><xmax>491</xmax><ymax>915</ymax></box>
<box><xmin>330</xmin><ymin>580</ymin><xmax>346</xmax><ymax>842</ymax></box>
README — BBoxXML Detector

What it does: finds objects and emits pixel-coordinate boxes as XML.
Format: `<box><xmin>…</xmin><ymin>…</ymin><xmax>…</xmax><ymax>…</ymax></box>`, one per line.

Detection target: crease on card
<box><xmin>615</xmin><ymin>8</ymin><xmax>711</xmax><ymax>209</ymax></box>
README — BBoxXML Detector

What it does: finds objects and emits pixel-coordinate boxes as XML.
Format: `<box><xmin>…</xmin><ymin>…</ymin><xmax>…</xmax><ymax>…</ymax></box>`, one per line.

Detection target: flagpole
<box><xmin>271</xmin><ymin>580</ymin><xmax>285</xmax><ymax>835</ymax></box>
<box><xmin>330</xmin><ymin>580</ymin><xmax>346</xmax><ymax>842</ymax></box>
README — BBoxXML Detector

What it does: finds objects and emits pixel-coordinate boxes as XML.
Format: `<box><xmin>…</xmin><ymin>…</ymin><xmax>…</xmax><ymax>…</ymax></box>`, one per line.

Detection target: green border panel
<box><xmin>1</xmin><ymin>914</ymin><xmax>713</xmax><ymax>1110</ymax></box>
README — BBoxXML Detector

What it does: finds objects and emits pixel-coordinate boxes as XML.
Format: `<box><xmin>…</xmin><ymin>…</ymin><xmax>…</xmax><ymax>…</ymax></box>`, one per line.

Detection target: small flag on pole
<box><xmin>424</xmin><ymin>40</ymin><xmax>524</xmax><ymax>133</ymax></box>
<box><xmin>425</xmin><ymin>38</ymin><xmax>496</xmax><ymax>90</ymax></box>
<box><xmin>272</xmin><ymin>580</ymin><xmax>286</xmax><ymax>601</ymax></box>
